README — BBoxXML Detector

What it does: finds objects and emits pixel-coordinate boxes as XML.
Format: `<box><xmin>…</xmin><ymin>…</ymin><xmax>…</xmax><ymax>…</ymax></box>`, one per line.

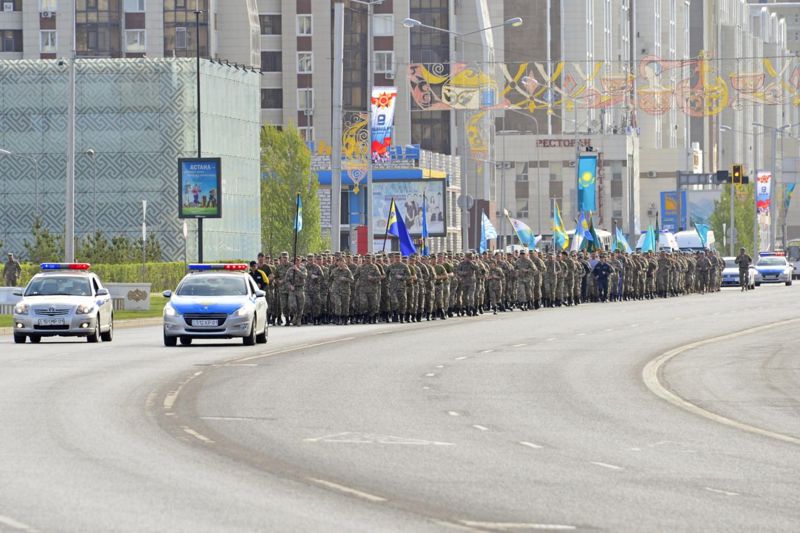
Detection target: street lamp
<box><xmin>405</xmin><ymin>16</ymin><xmax>523</xmax><ymax>251</ymax></box>
<box><xmin>0</xmin><ymin>149</ymin><xmax>40</xmax><ymax>219</ymax></box>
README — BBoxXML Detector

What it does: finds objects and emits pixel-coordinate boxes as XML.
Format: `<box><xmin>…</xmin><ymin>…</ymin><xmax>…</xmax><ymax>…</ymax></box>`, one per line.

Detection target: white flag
<box><xmin>481</xmin><ymin>212</ymin><xmax>498</xmax><ymax>240</ymax></box>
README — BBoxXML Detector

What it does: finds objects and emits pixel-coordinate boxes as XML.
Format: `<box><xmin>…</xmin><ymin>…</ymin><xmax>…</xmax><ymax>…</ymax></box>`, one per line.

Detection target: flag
<box><xmin>585</xmin><ymin>215</ymin><xmax>602</xmax><ymax>252</ymax></box>
<box><xmin>641</xmin><ymin>224</ymin><xmax>657</xmax><ymax>252</ymax></box>
<box><xmin>421</xmin><ymin>196</ymin><xmax>430</xmax><ymax>256</ymax></box>
<box><xmin>572</xmin><ymin>211</ymin><xmax>593</xmax><ymax>251</ymax></box>
<box><xmin>614</xmin><ymin>226</ymin><xmax>633</xmax><ymax>253</ymax></box>
<box><xmin>387</xmin><ymin>198</ymin><xmax>416</xmax><ymax>256</ymax></box>
<box><xmin>577</xmin><ymin>153</ymin><xmax>598</xmax><ymax>212</ymax></box>
<box><xmin>480</xmin><ymin>212</ymin><xmax>498</xmax><ymax>253</ymax></box>
<box><xmin>294</xmin><ymin>194</ymin><xmax>303</xmax><ymax>232</ymax></box>
<box><xmin>552</xmin><ymin>202</ymin><xmax>569</xmax><ymax>250</ymax></box>
<box><xmin>505</xmin><ymin>212</ymin><xmax>539</xmax><ymax>249</ymax></box>
<box><xmin>694</xmin><ymin>223</ymin><xmax>710</xmax><ymax>249</ymax></box>
<box><xmin>786</xmin><ymin>183</ymin><xmax>797</xmax><ymax>212</ymax></box>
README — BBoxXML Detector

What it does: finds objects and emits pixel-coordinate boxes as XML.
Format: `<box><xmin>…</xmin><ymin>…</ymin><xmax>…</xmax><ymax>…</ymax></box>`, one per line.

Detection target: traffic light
<box><xmin>732</xmin><ymin>164</ymin><xmax>743</xmax><ymax>184</ymax></box>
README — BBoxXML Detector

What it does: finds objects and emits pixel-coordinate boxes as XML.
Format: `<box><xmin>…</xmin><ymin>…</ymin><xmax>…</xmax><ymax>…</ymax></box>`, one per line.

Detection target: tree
<box><xmin>260</xmin><ymin>124</ymin><xmax>326</xmax><ymax>257</ymax></box>
<box><xmin>23</xmin><ymin>217</ymin><xmax>64</xmax><ymax>263</ymax></box>
<box><xmin>110</xmin><ymin>235</ymin><xmax>135</xmax><ymax>263</ymax></box>
<box><xmin>708</xmin><ymin>184</ymin><xmax>758</xmax><ymax>255</ymax></box>
<box><xmin>77</xmin><ymin>231</ymin><xmax>112</xmax><ymax>264</ymax></box>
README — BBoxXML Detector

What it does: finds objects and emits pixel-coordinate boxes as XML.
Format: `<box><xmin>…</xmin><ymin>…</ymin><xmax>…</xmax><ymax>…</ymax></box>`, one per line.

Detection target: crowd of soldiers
<box><xmin>249</xmin><ymin>247</ymin><xmax>725</xmax><ymax>327</ymax></box>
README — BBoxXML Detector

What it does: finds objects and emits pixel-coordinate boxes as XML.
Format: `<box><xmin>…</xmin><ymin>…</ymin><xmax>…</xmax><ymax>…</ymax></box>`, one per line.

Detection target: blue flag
<box><xmin>785</xmin><ymin>183</ymin><xmax>796</xmax><ymax>212</ymax></box>
<box><xmin>387</xmin><ymin>199</ymin><xmax>417</xmax><ymax>256</ymax></box>
<box><xmin>480</xmin><ymin>212</ymin><xmax>498</xmax><ymax>253</ymax></box>
<box><xmin>577</xmin><ymin>154</ymin><xmax>598</xmax><ymax>212</ymax></box>
<box><xmin>294</xmin><ymin>194</ymin><xmax>303</xmax><ymax>232</ymax></box>
<box><xmin>421</xmin><ymin>196</ymin><xmax>430</xmax><ymax>256</ymax></box>
<box><xmin>641</xmin><ymin>224</ymin><xmax>657</xmax><ymax>252</ymax></box>
<box><xmin>694</xmin><ymin>223</ymin><xmax>710</xmax><ymax>248</ymax></box>
<box><xmin>614</xmin><ymin>226</ymin><xmax>633</xmax><ymax>253</ymax></box>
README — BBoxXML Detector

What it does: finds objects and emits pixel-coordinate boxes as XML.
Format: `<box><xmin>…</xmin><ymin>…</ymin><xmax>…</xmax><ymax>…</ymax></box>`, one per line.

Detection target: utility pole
<box><xmin>65</xmin><ymin>51</ymin><xmax>76</xmax><ymax>262</ymax></box>
<box><xmin>194</xmin><ymin>5</ymin><xmax>204</xmax><ymax>262</ymax></box>
<box><xmin>331</xmin><ymin>2</ymin><xmax>344</xmax><ymax>252</ymax></box>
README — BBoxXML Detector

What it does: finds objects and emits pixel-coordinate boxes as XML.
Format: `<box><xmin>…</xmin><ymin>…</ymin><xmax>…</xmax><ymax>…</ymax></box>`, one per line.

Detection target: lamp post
<box><xmin>404</xmin><ymin>16</ymin><xmax>523</xmax><ymax>251</ymax></box>
<box><xmin>194</xmin><ymin>2</ymin><xmax>204</xmax><ymax>262</ymax></box>
<box><xmin>720</xmin><ymin>125</ymin><xmax>734</xmax><ymax>255</ymax></box>
<box><xmin>0</xmin><ymin>149</ymin><xmax>39</xmax><ymax>219</ymax></box>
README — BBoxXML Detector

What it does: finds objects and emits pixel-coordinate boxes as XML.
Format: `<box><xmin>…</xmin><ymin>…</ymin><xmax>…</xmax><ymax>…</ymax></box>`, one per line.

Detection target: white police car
<box><xmin>721</xmin><ymin>257</ymin><xmax>756</xmax><ymax>289</ymax></box>
<box><xmin>162</xmin><ymin>264</ymin><xmax>268</xmax><ymax>347</ymax></box>
<box><xmin>754</xmin><ymin>252</ymin><xmax>794</xmax><ymax>286</ymax></box>
<box><xmin>12</xmin><ymin>263</ymin><xmax>114</xmax><ymax>344</ymax></box>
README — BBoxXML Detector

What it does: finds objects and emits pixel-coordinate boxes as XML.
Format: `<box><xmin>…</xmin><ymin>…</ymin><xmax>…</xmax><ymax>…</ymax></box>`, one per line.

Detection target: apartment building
<box><xmin>0</xmin><ymin>0</ymin><xmax>260</xmax><ymax>67</ymax></box>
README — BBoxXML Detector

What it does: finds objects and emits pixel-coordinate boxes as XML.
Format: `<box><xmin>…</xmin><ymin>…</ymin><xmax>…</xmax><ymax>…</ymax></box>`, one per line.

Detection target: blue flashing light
<box><xmin>40</xmin><ymin>263</ymin><xmax>91</xmax><ymax>271</ymax></box>
<box><xmin>188</xmin><ymin>264</ymin><xmax>248</xmax><ymax>272</ymax></box>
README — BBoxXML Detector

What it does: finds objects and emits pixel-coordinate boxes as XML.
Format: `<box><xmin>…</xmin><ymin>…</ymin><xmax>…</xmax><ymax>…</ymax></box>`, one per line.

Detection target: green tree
<box><xmin>260</xmin><ymin>124</ymin><xmax>325</xmax><ymax>257</ymax></box>
<box><xmin>23</xmin><ymin>217</ymin><xmax>64</xmax><ymax>263</ymax></box>
<box><xmin>110</xmin><ymin>235</ymin><xmax>135</xmax><ymax>263</ymax></box>
<box><xmin>77</xmin><ymin>231</ymin><xmax>112</xmax><ymax>264</ymax></box>
<box><xmin>134</xmin><ymin>235</ymin><xmax>163</xmax><ymax>262</ymax></box>
<box><xmin>708</xmin><ymin>184</ymin><xmax>758</xmax><ymax>255</ymax></box>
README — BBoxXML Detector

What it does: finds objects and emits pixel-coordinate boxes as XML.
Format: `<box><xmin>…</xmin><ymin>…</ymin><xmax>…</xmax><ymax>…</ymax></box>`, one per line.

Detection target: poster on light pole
<box><xmin>371</xmin><ymin>87</ymin><xmax>397</xmax><ymax>163</ymax></box>
<box><xmin>756</xmin><ymin>170</ymin><xmax>772</xmax><ymax>251</ymax></box>
<box><xmin>178</xmin><ymin>158</ymin><xmax>222</xmax><ymax>219</ymax></box>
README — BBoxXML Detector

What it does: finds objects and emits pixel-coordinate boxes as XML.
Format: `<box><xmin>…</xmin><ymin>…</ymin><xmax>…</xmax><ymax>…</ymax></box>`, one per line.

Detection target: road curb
<box><xmin>1</xmin><ymin>316</ymin><xmax>162</xmax><ymax>336</ymax></box>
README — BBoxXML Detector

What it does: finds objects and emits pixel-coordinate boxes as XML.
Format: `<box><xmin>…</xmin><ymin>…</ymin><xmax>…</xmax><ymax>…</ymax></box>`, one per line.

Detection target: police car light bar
<box><xmin>41</xmin><ymin>263</ymin><xmax>91</xmax><ymax>271</ymax></box>
<box><xmin>759</xmin><ymin>251</ymin><xmax>785</xmax><ymax>257</ymax></box>
<box><xmin>188</xmin><ymin>264</ymin><xmax>249</xmax><ymax>271</ymax></box>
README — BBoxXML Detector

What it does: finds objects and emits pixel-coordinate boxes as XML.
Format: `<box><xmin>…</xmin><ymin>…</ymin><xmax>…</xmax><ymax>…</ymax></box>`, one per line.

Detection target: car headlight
<box><xmin>76</xmin><ymin>304</ymin><xmax>95</xmax><ymax>315</ymax></box>
<box><xmin>235</xmin><ymin>306</ymin><xmax>249</xmax><ymax>317</ymax></box>
<box><xmin>14</xmin><ymin>303</ymin><xmax>28</xmax><ymax>315</ymax></box>
<box><xmin>164</xmin><ymin>304</ymin><xmax>178</xmax><ymax>317</ymax></box>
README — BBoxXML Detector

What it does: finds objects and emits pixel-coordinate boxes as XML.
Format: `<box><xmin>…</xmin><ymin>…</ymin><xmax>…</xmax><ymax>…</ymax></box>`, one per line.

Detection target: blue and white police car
<box><xmin>754</xmin><ymin>252</ymin><xmax>794</xmax><ymax>287</ymax></box>
<box><xmin>162</xmin><ymin>264</ymin><xmax>268</xmax><ymax>347</ymax></box>
<box><xmin>12</xmin><ymin>263</ymin><xmax>114</xmax><ymax>344</ymax></box>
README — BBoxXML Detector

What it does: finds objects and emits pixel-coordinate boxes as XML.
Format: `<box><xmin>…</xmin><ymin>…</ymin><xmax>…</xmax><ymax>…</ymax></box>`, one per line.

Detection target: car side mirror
<box><xmin>163</xmin><ymin>290</ymin><xmax>172</xmax><ymax>298</ymax></box>
<box><xmin>12</xmin><ymin>290</ymin><xmax>22</xmax><ymax>297</ymax></box>
<box><xmin>96</xmin><ymin>288</ymin><xmax>109</xmax><ymax>296</ymax></box>
<box><xmin>255</xmin><ymin>290</ymin><xmax>266</xmax><ymax>299</ymax></box>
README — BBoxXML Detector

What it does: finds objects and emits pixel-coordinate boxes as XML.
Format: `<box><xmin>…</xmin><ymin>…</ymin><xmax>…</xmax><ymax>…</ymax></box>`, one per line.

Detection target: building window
<box><xmin>515</xmin><ymin>162</ymin><xmax>529</xmax><ymax>182</ymax></box>
<box><xmin>164</xmin><ymin>0</ymin><xmax>209</xmax><ymax>58</ymax></box>
<box><xmin>75</xmin><ymin>0</ymin><xmax>122</xmax><ymax>57</ymax></box>
<box><xmin>261</xmin><ymin>88</ymin><xmax>283</xmax><ymax>109</ymax></box>
<box><xmin>259</xmin><ymin>14</ymin><xmax>281</xmax><ymax>35</ymax></box>
<box><xmin>298</xmin><ymin>127</ymin><xmax>314</xmax><ymax>142</ymax></box>
<box><xmin>373</xmin><ymin>51</ymin><xmax>394</xmax><ymax>74</ymax></box>
<box><xmin>516</xmin><ymin>200</ymin><xmax>529</xmax><ymax>218</ymax></box>
<box><xmin>1</xmin><ymin>30</ymin><xmax>22</xmax><ymax>52</ymax></box>
<box><xmin>411</xmin><ymin>110</ymin><xmax>451</xmax><ymax>155</ymax></box>
<box><xmin>373</xmin><ymin>14</ymin><xmax>394</xmax><ymax>36</ymax></box>
<box><xmin>297</xmin><ymin>52</ymin><xmax>312</xmax><ymax>74</ymax></box>
<box><xmin>298</xmin><ymin>88</ymin><xmax>314</xmax><ymax>111</ymax></box>
<box><xmin>261</xmin><ymin>51</ymin><xmax>281</xmax><ymax>71</ymax></box>
<box><xmin>174</xmin><ymin>27</ymin><xmax>188</xmax><ymax>49</ymax></box>
<box><xmin>40</xmin><ymin>30</ymin><xmax>56</xmax><ymax>53</ymax></box>
<box><xmin>123</xmin><ymin>0</ymin><xmax>144</xmax><ymax>12</ymax></box>
<box><xmin>39</xmin><ymin>0</ymin><xmax>57</xmax><ymax>12</ymax></box>
<box><xmin>296</xmin><ymin>14</ymin><xmax>312</xmax><ymax>36</ymax></box>
<box><xmin>125</xmin><ymin>30</ymin><xmax>145</xmax><ymax>52</ymax></box>
<box><xmin>2</xmin><ymin>1</ymin><xmax>20</xmax><ymax>12</ymax></box>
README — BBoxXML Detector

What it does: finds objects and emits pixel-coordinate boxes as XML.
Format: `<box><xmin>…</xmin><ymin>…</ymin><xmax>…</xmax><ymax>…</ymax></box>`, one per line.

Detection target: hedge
<box><xmin>18</xmin><ymin>262</ymin><xmax>188</xmax><ymax>292</ymax></box>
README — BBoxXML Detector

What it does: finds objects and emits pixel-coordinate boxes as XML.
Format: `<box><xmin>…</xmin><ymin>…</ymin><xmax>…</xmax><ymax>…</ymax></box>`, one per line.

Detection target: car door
<box><xmin>249</xmin><ymin>278</ymin><xmax>267</xmax><ymax>331</ymax></box>
<box><xmin>93</xmin><ymin>277</ymin><xmax>111</xmax><ymax>328</ymax></box>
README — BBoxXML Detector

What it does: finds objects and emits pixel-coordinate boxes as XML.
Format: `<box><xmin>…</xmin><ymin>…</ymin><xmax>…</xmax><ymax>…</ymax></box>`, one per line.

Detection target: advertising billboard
<box><xmin>178</xmin><ymin>158</ymin><xmax>222</xmax><ymax>219</ymax></box>
<box><xmin>372</xmin><ymin>180</ymin><xmax>447</xmax><ymax>237</ymax></box>
<box><xmin>684</xmin><ymin>189</ymin><xmax>721</xmax><ymax>227</ymax></box>
<box><xmin>371</xmin><ymin>86</ymin><xmax>397</xmax><ymax>163</ymax></box>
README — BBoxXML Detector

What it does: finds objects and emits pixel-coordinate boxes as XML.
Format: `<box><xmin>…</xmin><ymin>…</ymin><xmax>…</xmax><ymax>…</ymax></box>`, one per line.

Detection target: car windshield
<box><xmin>25</xmin><ymin>276</ymin><xmax>93</xmax><ymax>297</ymax></box>
<box><xmin>176</xmin><ymin>275</ymin><xmax>248</xmax><ymax>296</ymax></box>
<box><xmin>757</xmin><ymin>257</ymin><xmax>786</xmax><ymax>266</ymax></box>
<box><xmin>724</xmin><ymin>259</ymin><xmax>736</xmax><ymax>268</ymax></box>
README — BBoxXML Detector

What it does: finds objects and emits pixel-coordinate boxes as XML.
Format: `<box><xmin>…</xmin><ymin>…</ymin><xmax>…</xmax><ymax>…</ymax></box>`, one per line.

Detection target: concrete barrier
<box><xmin>105</xmin><ymin>283</ymin><xmax>151</xmax><ymax>311</ymax></box>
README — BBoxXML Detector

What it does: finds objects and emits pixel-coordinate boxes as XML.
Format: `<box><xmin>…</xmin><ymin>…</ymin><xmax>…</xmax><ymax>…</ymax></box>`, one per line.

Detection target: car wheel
<box><xmin>755</xmin><ymin>282</ymin><xmax>761</xmax><ymax>287</ymax></box>
<box><xmin>163</xmin><ymin>331</ymin><xmax>177</xmax><ymax>347</ymax></box>
<box><xmin>87</xmin><ymin>317</ymin><xmax>100</xmax><ymax>343</ymax></box>
<box><xmin>786</xmin><ymin>280</ymin><xmax>792</xmax><ymax>286</ymax></box>
<box><xmin>179</xmin><ymin>336</ymin><xmax>193</xmax><ymax>346</ymax></box>
<box><xmin>243</xmin><ymin>319</ymin><xmax>256</xmax><ymax>346</ymax></box>
<box><xmin>29</xmin><ymin>335</ymin><xmax>41</xmax><ymax>344</ymax></box>
<box><xmin>13</xmin><ymin>333</ymin><xmax>26</xmax><ymax>344</ymax></box>
<box><xmin>256</xmin><ymin>322</ymin><xmax>268</xmax><ymax>344</ymax></box>
<box><xmin>101</xmin><ymin>317</ymin><xmax>114</xmax><ymax>342</ymax></box>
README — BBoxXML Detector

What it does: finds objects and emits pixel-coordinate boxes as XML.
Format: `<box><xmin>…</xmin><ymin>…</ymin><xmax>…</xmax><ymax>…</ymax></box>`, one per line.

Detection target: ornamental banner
<box><xmin>577</xmin><ymin>153</ymin><xmax>598</xmax><ymax>213</ymax></box>
<box><xmin>371</xmin><ymin>86</ymin><xmax>397</xmax><ymax>162</ymax></box>
<box><xmin>756</xmin><ymin>170</ymin><xmax>772</xmax><ymax>216</ymax></box>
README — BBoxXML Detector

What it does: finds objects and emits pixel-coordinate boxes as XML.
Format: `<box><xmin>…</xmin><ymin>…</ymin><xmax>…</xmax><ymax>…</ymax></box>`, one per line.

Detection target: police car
<box><xmin>162</xmin><ymin>264</ymin><xmax>268</xmax><ymax>347</ymax></box>
<box><xmin>721</xmin><ymin>257</ymin><xmax>756</xmax><ymax>289</ymax></box>
<box><xmin>754</xmin><ymin>252</ymin><xmax>794</xmax><ymax>286</ymax></box>
<box><xmin>12</xmin><ymin>263</ymin><xmax>114</xmax><ymax>344</ymax></box>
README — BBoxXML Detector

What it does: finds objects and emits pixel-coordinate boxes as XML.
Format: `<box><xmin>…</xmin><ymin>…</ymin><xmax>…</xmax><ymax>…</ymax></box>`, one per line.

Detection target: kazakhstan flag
<box><xmin>387</xmin><ymin>199</ymin><xmax>417</xmax><ymax>256</ymax></box>
<box><xmin>577</xmin><ymin>154</ymin><xmax>598</xmax><ymax>212</ymax></box>
<box><xmin>552</xmin><ymin>202</ymin><xmax>569</xmax><ymax>250</ymax></box>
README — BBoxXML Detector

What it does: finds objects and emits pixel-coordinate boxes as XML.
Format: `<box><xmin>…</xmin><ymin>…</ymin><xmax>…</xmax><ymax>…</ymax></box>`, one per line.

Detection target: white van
<box><xmin>674</xmin><ymin>229</ymin><xmax>716</xmax><ymax>251</ymax></box>
<box><xmin>635</xmin><ymin>231</ymin><xmax>680</xmax><ymax>252</ymax></box>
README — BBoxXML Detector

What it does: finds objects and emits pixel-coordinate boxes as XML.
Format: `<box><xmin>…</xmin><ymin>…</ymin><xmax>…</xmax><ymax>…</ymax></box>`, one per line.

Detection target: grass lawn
<box><xmin>1</xmin><ymin>295</ymin><xmax>168</xmax><ymax>328</ymax></box>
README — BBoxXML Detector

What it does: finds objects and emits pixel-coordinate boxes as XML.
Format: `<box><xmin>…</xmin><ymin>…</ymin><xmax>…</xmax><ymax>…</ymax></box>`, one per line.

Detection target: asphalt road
<box><xmin>0</xmin><ymin>284</ymin><xmax>798</xmax><ymax>532</ymax></box>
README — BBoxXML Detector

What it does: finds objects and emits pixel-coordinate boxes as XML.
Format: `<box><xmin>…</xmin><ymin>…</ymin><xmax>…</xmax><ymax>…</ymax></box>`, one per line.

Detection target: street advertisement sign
<box><xmin>660</xmin><ymin>190</ymin><xmax>686</xmax><ymax>232</ymax></box>
<box><xmin>178</xmin><ymin>158</ymin><xmax>222</xmax><ymax>219</ymax></box>
<box><xmin>756</xmin><ymin>170</ymin><xmax>772</xmax><ymax>216</ymax></box>
<box><xmin>372</xmin><ymin>179</ymin><xmax>447</xmax><ymax>237</ymax></box>
<box><xmin>371</xmin><ymin>87</ymin><xmax>397</xmax><ymax>163</ymax></box>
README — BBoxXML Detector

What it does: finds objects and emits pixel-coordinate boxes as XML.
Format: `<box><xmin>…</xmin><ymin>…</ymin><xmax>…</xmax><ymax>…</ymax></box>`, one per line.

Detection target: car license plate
<box><xmin>192</xmin><ymin>319</ymin><xmax>218</xmax><ymax>327</ymax></box>
<box><xmin>38</xmin><ymin>318</ymin><xmax>65</xmax><ymax>326</ymax></box>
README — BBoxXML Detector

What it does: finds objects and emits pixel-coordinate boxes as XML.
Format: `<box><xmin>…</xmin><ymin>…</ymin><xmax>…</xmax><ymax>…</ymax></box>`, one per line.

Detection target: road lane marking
<box><xmin>512</xmin><ymin>343</ymin><xmax>527</xmax><ymax>347</ymax></box>
<box><xmin>590</xmin><ymin>461</ymin><xmax>623</xmax><ymax>471</ymax></box>
<box><xmin>181</xmin><ymin>426</ymin><xmax>215</xmax><ymax>444</ymax></box>
<box><xmin>422</xmin><ymin>386</ymin><xmax>431</xmax><ymax>390</ymax></box>
<box><xmin>630</xmin><ymin>323</ymin><xmax>639</xmax><ymax>328</ymax></box>
<box><xmin>547</xmin><ymin>337</ymin><xmax>556</xmax><ymax>341</ymax></box>
<box><xmin>307</xmin><ymin>477</ymin><xmax>387</xmax><ymax>502</ymax></box>
<box><xmin>480</xmin><ymin>349</ymin><xmax>494</xmax><ymax>354</ymax></box>
<box><xmin>199</xmin><ymin>416</ymin><xmax>252</xmax><ymax>421</ymax></box>
<box><xmin>460</xmin><ymin>521</ymin><xmax>576</xmax><ymax>531</ymax></box>
<box><xmin>519</xmin><ymin>441</ymin><xmax>543</xmax><ymax>449</ymax></box>
<box><xmin>705</xmin><ymin>487</ymin><xmax>740</xmax><ymax>496</ymax></box>
<box><xmin>472</xmin><ymin>425</ymin><xmax>489</xmax><ymax>431</ymax></box>
<box><xmin>234</xmin><ymin>336</ymin><xmax>357</xmax><ymax>364</ymax></box>
<box><xmin>163</xmin><ymin>370</ymin><xmax>204</xmax><ymax>410</ymax></box>
<box><xmin>455</xmin><ymin>356</ymin><xmax>468</xmax><ymax>360</ymax></box>
<box><xmin>448</xmin><ymin>411</ymin><xmax>461</xmax><ymax>417</ymax></box>
<box><xmin>642</xmin><ymin>317</ymin><xmax>800</xmax><ymax>446</ymax></box>
<box><xmin>576</xmin><ymin>333</ymin><xmax>586</xmax><ymax>337</ymax></box>
<box><xmin>303</xmin><ymin>432</ymin><xmax>454</xmax><ymax>446</ymax></box>
<box><xmin>425</xmin><ymin>373</ymin><xmax>437</xmax><ymax>377</ymax></box>
<box><xmin>0</xmin><ymin>515</ymin><xmax>35</xmax><ymax>532</ymax></box>
<box><xmin>604</xmin><ymin>328</ymin><xmax>613</xmax><ymax>332</ymax></box>
<box><xmin>435</xmin><ymin>365</ymin><xmax>445</xmax><ymax>368</ymax></box>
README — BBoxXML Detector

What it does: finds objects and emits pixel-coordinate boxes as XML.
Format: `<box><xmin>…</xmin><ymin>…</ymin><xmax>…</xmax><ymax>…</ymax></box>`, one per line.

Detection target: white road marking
<box><xmin>512</xmin><ymin>343</ymin><xmax>527</xmax><ymax>347</ymax></box>
<box><xmin>480</xmin><ymin>349</ymin><xmax>495</xmax><ymax>354</ymax></box>
<box><xmin>630</xmin><ymin>323</ymin><xmax>639</xmax><ymax>328</ymax></box>
<box><xmin>303</xmin><ymin>432</ymin><xmax>454</xmax><ymax>446</ymax></box>
<box><xmin>425</xmin><ymin>373</ymin><xmax>437</xmax><ymax>377</ymax></box>
<box><xmin>435</xmin><ymin>365</ymin><xmax>445</xmax><ymax>368</ymax></box>
<box><xmin>199</xmin><ymin>416</ymin><xmax>251</xmax><ymax>421</ymax></box>
<box><xmin>519</xmin><ymin>441</ymin><xmax>543</xmax><ymax>449</ymax></box>
<box><xmin>576</xmin><ymin>333</ymin><xmax>586</xmax><ymax>337</ymax></box>
<box><xmin>0</xmin><ymin>515</ymin><xmax>35</xmax><ymax>532</ymax></box>
<box><xmin>460</xmin><ymin>521</ymin><xmax>576</xmax><ymax>531</ymax></box>
<box><xmin>705</xmin><ymin>487</ymin><xmax>740</xmax><ymax>496</ymax></box>
<box><xmin>472</xmin><ymin>425</ymin><xmax>489</xmax><ymax>431</ymax></box>
<box><xmin>448</xmin><ymin>411</ymin><xmax>461</xmax><ymax>417</ymax></box>
<box><xmin>642</xmin><ymin>317</ymin><xmax>800</xmax><ymax>446</ymax></box>
<box><xmin>547</xmin><ymin>337</ymin><xmax>556</xmax><ymax>341</ymax></box>
<box><xmin>181</xmin><ymin>426</ymin><xmax>215</xmax><ymax>444</ymax></box>
<box><xmin>163</xmin><ymin>370</ymin><xmax>204</xmax><ymax>410</ymax></box>
<box><xmin>628</xmin><ymin>447</ymin><xmax>642</xmax><ymax>452</ymax></box>
<box><xmin>422</xmin><ymin>386</ymin><xmax>431</xmax><ymax>390</ymax></box>
<box><xmin>235</xmin><ymin>337</ymin><xmax>357</xmax><ymax>363</ymax></box>
<box><xmin>307</xmin><ymin>477</ymin><xmax>387</xmax><ymax>502</ymax></box>
<box><xmin>604</xmin><ymin>328</ymin><xmax>613</xmax><ymax>332</ymax></box>
<box><xmin>455</xmin><ymin>356</ymin><xmax>468</xmax><ymax>360</ymax></box>
<box><xmin>590</xmin><ymin>461</ymin><xmax>623</xmax><ymax>471</ymax></box>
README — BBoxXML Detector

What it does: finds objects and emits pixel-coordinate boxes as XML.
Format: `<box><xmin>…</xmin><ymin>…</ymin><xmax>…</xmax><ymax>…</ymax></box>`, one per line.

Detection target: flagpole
<box><xmin>381</xmin><ymin>197</ymin><xmax>394</xmax><ymax>253</ymax></box>
<box><xmin>293</xmin><ymin>193</ymin><xmax>300</xmax><ymax>260</ymax></box>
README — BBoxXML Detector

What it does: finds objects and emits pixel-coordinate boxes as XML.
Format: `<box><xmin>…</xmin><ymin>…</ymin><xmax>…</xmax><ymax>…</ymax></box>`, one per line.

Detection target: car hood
<box><xmin>755</xmin><ymin>265</ymin><xmax>787</xmax><ymax>273</ymax></box>
<box><xmin>168</xmin><ymin>295</ymin><xmax>249</xmax><ymax>315</ymax></box>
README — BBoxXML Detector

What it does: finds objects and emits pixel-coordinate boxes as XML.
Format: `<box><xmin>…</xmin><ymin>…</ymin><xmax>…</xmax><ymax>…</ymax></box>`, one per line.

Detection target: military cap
<box><xmin>280</xmin><ymin>251</ymin><xmax>289</xmax><ymax>257</ymax></box>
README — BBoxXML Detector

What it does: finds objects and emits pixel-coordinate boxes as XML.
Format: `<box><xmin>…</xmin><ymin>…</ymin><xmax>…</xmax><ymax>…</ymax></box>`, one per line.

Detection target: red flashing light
<box><xmin>223</xmin><ymin>264</ymin><xmax>249</xmax><ymax>271</ymax></box>
<box><xmin>41</xmin><ymin>263</ymin><xmax>91</xmax><ymax>271</ymax></box>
